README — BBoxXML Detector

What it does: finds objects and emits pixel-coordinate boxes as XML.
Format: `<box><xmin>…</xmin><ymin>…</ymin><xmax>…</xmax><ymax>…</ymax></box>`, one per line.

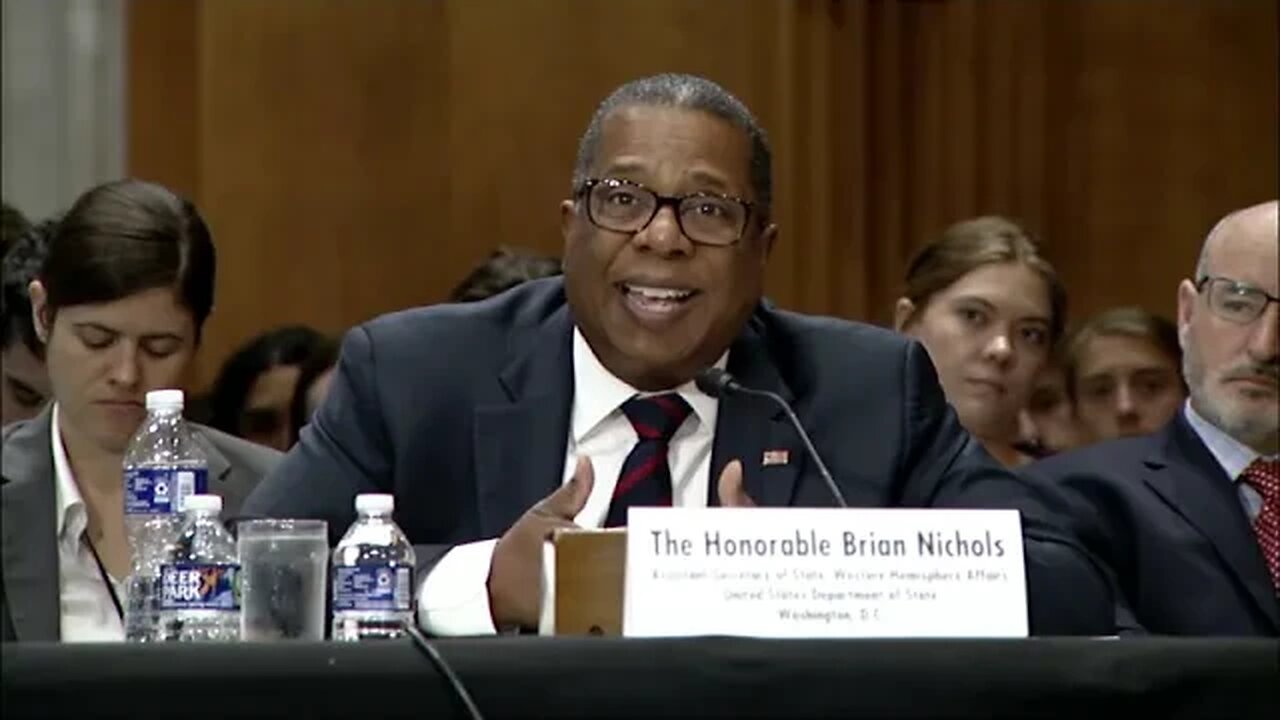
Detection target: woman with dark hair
<box><xmin>0</xmin><ymin>179</ymin><xmax>280</xmax><ymax>642</ymax></box>
<box><xmin>207</xmin><ymin>325</ymin><xmax>332</xmax><ymax>451</ymax></box>
<box><xmin>894</xmin><ymin>216</ymin><xmax>1067</xmax><ymax>468</ymax></box>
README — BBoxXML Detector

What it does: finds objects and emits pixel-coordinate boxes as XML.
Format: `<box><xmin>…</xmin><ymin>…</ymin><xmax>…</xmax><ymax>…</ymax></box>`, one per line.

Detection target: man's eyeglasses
<box><xmin>577</xmin><ymin>177</ymin><xmax>753</xmax><ymax>247</ymax></box>
<box><xmin>1196</xmin><ymin>276</ymin><xmax>1280</xmax><ymax>324</ymax></box>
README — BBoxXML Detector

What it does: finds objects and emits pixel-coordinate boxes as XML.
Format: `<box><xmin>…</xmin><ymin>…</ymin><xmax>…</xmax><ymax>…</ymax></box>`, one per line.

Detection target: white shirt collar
<box><xmin>50</xmin><ymin>404</ymin><xmax>89</xmax><ymax>550</ymax></box>
<box><xmin>1182</xmin><ymin>399</ymin><xmax>1276</xmax><ymax>481</ymax></box>
<box><xmin>570</xmin><ymin>326</ymin><xmax>726</xmax><ymax>443</ymax></box>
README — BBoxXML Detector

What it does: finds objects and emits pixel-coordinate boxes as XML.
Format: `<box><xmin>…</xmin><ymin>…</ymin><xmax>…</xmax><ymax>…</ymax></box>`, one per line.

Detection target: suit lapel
<box><xmin>1</xmin><ymin>407</ymin><xmax>62</xmax><ymax>641</ymax></box>
<box><xmin>1142</xmin><ymin>415</ymin><xmax>1278</xmax><ymax>629</ymax></box>
<box><xmin>709</xmin><ymin>315</ymin><xmax>802</xmax><ymax>508</ymax></box>
<box><xmin>473</xmin><ymin>306</ymin><xmax>575</xmax><ymax>538</ymax></box>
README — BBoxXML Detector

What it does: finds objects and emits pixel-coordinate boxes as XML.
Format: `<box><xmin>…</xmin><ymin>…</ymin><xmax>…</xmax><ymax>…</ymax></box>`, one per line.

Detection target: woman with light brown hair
<box><xmin>894</xmin><ymin>216</ymin><xmax>1067</xmax><ymax>468</ymax></box>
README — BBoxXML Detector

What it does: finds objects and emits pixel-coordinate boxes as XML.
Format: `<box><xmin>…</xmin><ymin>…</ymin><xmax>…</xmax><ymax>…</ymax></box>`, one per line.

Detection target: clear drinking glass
<box><xmin>236</xmin><ymin>519</ymin><xmax>329</xmax><ymax>641</ymax></box>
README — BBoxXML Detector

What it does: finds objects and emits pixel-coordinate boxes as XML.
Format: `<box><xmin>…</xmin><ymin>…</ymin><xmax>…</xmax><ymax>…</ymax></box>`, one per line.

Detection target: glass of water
<box><xmin>236</xmin><ymin>519</ymin><xmax>329</xmax><ymax>641</ymax></box>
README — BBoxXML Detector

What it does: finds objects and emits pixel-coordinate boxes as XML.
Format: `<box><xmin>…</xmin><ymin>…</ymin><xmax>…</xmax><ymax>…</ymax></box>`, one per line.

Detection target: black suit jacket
<box><xmin>1</xmin><ymin>405</ymin><xmax>281</xmax><ymax>642</ymax></box>
<box><xmin>242</xmin><ymin>278</ymin><xmax>1111</xmax><ymax>634</ymax></box>
<box><xmin>1022</xmin><ymin>411</ymin><xmax>1278</xmax><ymax>636</ymax></box>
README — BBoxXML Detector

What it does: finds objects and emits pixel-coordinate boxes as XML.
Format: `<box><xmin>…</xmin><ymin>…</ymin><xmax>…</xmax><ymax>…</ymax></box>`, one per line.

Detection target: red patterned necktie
<box><xmin>603</xmin><ymin>394</ymin><xmax>692</xmax><ymax>528</ymax></box>
<box><xmin>1241</xmin><ymin>458</ymin><xmax>1280</xmax><ymax>592</ymax></box>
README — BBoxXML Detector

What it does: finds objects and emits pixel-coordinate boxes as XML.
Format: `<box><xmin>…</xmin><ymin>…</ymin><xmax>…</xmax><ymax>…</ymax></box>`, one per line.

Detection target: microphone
<box><xmin>695</xmin><ymin>368</ymin><xmax>848</xmax><ymax>508</ymax></box>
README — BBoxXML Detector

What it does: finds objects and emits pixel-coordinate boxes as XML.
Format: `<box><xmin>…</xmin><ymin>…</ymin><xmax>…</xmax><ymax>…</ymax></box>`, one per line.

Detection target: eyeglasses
<box><xmin>1196</xmin><ymin>276</ymin><xmax>1280</xmax><ymax>324</ymax></box>
<box><xmin>577</xmin><ymin>177</ymin><xmax>753</xmax><ymax>247</ymax></box>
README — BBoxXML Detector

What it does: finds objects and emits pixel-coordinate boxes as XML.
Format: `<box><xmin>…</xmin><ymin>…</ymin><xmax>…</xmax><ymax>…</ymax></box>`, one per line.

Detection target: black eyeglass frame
<box><xmin>576</xmin><ymin>177</ymin><xmax>756</xmax><ymax>247</ymax></box>
<box><xmin>1195</xmin><ymin>275</ymin><xmax>1280</xmax><ymax>324</ymax></box>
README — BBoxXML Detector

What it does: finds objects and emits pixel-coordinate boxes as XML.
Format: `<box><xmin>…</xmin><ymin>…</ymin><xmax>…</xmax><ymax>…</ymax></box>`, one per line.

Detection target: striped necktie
<box><xmin>603</xmin><ymin>394</ymin><xmax>692</xmax><ymax>528</ymax></box>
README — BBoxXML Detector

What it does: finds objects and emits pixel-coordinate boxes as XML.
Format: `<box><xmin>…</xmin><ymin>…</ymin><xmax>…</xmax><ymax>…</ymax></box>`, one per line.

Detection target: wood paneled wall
<box><xmin>126</xmin><ymin>0</ymin><xmax>1279</xmax><ymax>388</ymax></box>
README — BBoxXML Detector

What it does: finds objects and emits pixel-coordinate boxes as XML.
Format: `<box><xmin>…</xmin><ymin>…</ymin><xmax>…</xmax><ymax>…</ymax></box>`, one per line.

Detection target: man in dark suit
<box><xmin>1024</xmin><ymin>200</ymin><xmax>1279</xmax><ymax>635</ymax></box>
<box><xmin>243</xmin><ymin>73</ymin><xmax>1111</xmax><ymax>635</ymax></box>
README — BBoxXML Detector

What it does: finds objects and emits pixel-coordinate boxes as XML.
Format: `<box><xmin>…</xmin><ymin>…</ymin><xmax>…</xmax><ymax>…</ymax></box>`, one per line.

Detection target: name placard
<box><xmin>623</xmin><ymin>507</ymin><xmax>1028</xmax><ymax>638</ymax></box>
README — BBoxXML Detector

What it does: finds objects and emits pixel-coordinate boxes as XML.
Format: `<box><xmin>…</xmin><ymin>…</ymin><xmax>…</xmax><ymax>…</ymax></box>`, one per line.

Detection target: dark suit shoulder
<box><xmin>1024</xmin><ymin>432</ymin><xmax>1164</xmax><ymax>481</ymax></box>
<box><xmin>755</xmin><ymin>305</ymin><xmax>915</xmax><ymax>398</ymax></box>
<box><xmin>339</xmin><ymin>277</ymin><xmax>568</xmax><ymax>415</ymax></box>
<box><xmin>1019</xmin><ymin>432</ymin><xmax>1173</xmax><ymax>528</ymax></box>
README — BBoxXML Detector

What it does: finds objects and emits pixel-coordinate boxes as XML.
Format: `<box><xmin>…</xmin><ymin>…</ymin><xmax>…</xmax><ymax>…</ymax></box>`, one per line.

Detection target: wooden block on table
<box><xmin>552</xmin><ymin>528</ymin><xmax>626</xmax><ymax>636</ymax></box>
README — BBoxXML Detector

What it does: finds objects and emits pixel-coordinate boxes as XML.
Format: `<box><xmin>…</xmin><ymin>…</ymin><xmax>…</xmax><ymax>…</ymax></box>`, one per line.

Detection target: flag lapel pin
<box><xmin>762</xmin><ymin>449</ymin><xmax>790</xmax><ymax>467</ymax></box>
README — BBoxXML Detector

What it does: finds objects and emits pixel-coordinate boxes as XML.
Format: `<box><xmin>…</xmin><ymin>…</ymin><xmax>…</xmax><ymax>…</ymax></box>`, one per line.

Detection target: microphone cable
<box><xmin>403</xmin><ymin>621</ymin><xmax>485</xmax><ymax>720</ymax></box>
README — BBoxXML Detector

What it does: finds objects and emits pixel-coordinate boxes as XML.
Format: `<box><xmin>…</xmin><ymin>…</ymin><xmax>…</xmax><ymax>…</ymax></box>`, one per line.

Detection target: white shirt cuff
<box><xmin>417</xmin><ymin>539</ymin><xmax>500</xmax><ymax>636</ymax></box>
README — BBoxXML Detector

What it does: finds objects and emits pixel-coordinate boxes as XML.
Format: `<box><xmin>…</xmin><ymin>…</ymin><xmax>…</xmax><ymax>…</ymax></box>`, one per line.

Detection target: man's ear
<box><xmin>560</xmin><ymin>199</ymin><xmax>578</xmax><ymax>250</ymax></box>
<box><xmin>27</xmin><ymin>279</ymin><xmax>50</xmax><ymax>344</ymax></box>
<box><xmin>759</xmin><ymin>223</ymin><xmax>778</xmax><ymax>259</ymax></box>
<box><xmin>1175</xmin><ymin>279</ymin><xmax>1197</xmax><ymax>350</ymax></box>
<box><xmin>893</xmin><ymin>297</ymin><xmax>916</xmax><ymax>333</ymax></box>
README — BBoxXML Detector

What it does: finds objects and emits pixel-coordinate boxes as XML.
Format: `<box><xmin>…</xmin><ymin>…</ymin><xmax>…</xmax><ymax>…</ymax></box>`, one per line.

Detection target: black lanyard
<box><xmin>84</xmin><ymin>537</ymin><xmax>125</xmax><ymax>622</ymax></box>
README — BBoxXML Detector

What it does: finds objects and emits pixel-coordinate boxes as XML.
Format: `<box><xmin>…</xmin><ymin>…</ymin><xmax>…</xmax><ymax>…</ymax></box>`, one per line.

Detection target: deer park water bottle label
<box><xmin>159</xmin><ymin>563</ymin><xmax>241</xmax><ymax>610</ymax></box>
<box><xmin>333</xmin><ymin>565</ymin><xmax>413</xmax><ymax>612</ymax></box>
<box><xmin>125</xmin><ymin>466</ymin><xmax>209</xmax><ymax>514</ymax></box>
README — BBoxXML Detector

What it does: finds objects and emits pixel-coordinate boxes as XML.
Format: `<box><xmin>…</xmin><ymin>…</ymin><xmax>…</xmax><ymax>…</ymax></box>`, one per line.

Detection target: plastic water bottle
<box><xmin>159</xmin><ymin>494</ymin><xmax>241</xmax><ymax>641</ymax></box>
<box><xmin>122</xmin><ymin>389</ymin><xmax>209</xmax><ymax>642</ymax></box>
<box><xmin>331</xmin><ymin>494</ymin><xmax>417</xmax><ymax>641</ymax></box>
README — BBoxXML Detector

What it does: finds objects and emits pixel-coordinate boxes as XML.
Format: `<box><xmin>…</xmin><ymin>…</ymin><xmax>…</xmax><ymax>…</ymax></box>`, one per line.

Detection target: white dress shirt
<box><xmin>51</xmin><ymin>404</ymin><xmax>126</xmax><ymax>642</ymax></box>
<box><xmin>418</xmin><ymin>327</ymin><xmax>725</xmax><ymax>635</ymax></box>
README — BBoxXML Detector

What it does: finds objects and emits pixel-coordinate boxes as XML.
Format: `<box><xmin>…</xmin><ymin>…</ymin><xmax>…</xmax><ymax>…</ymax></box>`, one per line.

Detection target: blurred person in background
<box><xmin>1016</xmin><ymin>348</ymin><xmax>1084</xmax><ymax>461</ymax></box>
<box><xmin>207</xmin><ymin>325</ymin><xmax>331</xmax><ymax>452</ymax></box>
<box><xmin>0</xmin><ymin>179</ymin><xmax>279</xmax><ymax>642</ymax></box>
<box><xmin>448</xmin><ymin>246</ymin><xmax>562</xmax><ymax>303</ymax></box>
<box><xmin>1064</xmin><ymin>306</ymin><xmax>1185</xmax><ymax>443</ymax></box>
<box><xmin>2</xmin><ymin>216</ymin><xmax>58</xmax><ymax>426</ymax></box>
<box><xmin>894</xmin><ymin>216</ymin><xmax>1067</xmax><ymax>468</ymax></box>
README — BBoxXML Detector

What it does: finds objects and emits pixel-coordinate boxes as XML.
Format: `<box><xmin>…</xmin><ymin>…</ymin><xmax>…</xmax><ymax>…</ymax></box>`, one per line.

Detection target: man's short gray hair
<box><xmin>571</xmin><ymin>73</ymin><xmax>773</xmax><ymax>223</ymax></box>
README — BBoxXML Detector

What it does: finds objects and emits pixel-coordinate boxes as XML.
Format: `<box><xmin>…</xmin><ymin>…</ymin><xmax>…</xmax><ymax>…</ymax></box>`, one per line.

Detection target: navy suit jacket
<box><xmin>242</xmin><ymin>277</ymin><xmax>1111</xmax><ymax>634</ymax></box>
<box><xmin>1022</xmin><ymin>412</ymin><xmax>1278</xmax><ymax>636</ymax></box>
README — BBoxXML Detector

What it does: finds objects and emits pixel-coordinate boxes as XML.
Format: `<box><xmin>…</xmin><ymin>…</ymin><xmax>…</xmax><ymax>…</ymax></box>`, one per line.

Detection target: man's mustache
<box><xmin>1222</xmin><ymin>361</ymin><xmax>1280</xmax><ymax>384</ymax></box>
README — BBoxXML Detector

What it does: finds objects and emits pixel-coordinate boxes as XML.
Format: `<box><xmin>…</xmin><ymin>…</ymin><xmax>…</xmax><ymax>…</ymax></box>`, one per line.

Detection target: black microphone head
<box><xmin>695</xmin><ymin>367</ymin><xmax>735</xmax><ymax>398</ymax></box>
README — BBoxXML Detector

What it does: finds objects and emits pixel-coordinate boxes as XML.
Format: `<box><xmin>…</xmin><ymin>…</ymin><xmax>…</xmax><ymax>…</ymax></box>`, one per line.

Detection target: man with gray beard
<box><xmin>1024</xmin><ymin>200</ymin><xmax>1278</xmax><ymax>636</ymax></box>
